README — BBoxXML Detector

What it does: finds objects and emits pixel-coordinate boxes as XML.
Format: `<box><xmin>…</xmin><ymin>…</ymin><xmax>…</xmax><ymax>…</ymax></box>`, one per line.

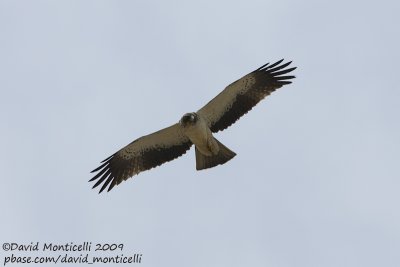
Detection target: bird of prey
<box><xmin>90</xmin><ymin>59</ymin><xmax>296</xmax><ymax>193</ymax></box>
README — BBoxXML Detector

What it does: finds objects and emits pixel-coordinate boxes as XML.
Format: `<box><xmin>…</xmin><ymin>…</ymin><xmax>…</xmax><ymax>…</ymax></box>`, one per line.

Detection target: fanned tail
<box><xmin>195</xmin><ymin>138</ymin><xmax>236</xmax><ymax>170</ymax></box>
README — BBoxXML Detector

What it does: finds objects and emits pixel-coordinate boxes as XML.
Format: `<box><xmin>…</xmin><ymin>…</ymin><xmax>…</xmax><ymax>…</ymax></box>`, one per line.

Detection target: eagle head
<box><xmin>179</xmin><ymin>112</ymin><xmax>198</xmax><ymax>127</ymax></box>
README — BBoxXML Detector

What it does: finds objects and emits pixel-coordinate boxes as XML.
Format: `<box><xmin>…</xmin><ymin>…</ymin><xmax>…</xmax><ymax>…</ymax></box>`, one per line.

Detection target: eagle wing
<box><xmin>197</xmin><ymin>59</ymin><xmax>296</xmax><ymax>133</ymax></box>
<box><xmin>89</xmin><ymin>123</ymin><xmax>192</xmax><ymax>193</ymax></box>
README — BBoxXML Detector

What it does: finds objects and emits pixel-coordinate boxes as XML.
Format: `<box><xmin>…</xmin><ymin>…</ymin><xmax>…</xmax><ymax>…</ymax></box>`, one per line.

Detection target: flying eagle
<box><xmin>90</xmin><ymin>59</ymin><xmax>296</xmax><ymax>193</ymax></box>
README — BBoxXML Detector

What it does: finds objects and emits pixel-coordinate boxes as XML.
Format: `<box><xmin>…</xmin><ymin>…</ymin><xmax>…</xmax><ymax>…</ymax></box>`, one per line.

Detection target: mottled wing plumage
<box><xmin>197</xmin><ymin>59</ymin><xmax>296</xmax><ymax>133</ymax></box>
<box><xmin>90</xmin><ymin>123</ymin><xmax>192</xmax><ymax>193</ymax></box>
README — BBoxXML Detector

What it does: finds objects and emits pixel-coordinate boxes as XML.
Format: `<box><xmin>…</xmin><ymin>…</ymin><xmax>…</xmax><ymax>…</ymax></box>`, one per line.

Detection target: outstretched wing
<box><xmin>89</xmin><ymin>123</ymin><xmax>192</xmax><ymax>193</ymax></box>
<box><xmin>197</xmin><ymin>59</ymin><xmax>296</xmax><ymax>133</ymax></box>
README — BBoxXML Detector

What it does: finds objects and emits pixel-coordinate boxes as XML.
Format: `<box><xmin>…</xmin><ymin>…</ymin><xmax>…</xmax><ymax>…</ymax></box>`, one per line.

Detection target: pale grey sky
<box><xmin>1</xmin><ymin>1</ymin><xmax>399</xmax><ymax>266</ymax></box>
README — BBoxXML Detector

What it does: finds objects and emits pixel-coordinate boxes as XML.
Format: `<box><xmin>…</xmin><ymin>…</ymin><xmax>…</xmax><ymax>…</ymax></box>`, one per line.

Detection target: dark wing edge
<box><xmin>89</xmin><ymin>127</ymin><xmax>192</xmax><ymax>193</ymax></box>
<box><xmin>203</xmin><ymin>59</ymin><xmax>296</xmax><ymax>133</ymax></box>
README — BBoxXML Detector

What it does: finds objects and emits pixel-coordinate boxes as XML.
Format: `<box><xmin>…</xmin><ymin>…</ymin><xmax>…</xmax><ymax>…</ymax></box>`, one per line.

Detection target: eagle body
<box><xmin>179</xmin><ymin>112</ymin><xmax>236</xmax><ymax>171</ymax></box>
<box><xmin>90</xmin><ymin>59</ymin><xmax>296</xmax><ymax>193</ymax></box>
<box><xmin>180</xmin><ymin>112</ymin><xmax>219</xmax><ymax>156</ymax></box>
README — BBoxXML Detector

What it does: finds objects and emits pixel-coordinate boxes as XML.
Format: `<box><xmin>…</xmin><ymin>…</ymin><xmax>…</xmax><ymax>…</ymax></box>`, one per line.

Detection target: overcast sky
<box><xmin>1</xmin><ymin>1</ymin><xmax>399</xmax><ymax>266</ymax></box>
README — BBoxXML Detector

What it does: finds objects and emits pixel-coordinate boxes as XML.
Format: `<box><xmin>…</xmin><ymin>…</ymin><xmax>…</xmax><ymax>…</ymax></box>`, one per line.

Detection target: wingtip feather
<box><xmin>256</xmin><ymin>62</ymin><xmax>270</xmax><ymax>71</ymax></box>
<box><xmin>267</xmin><ymin>59</ymin><xmax>284</xmax><ymax>69</ymax></box>
<box><xmin>90</xmin><ymin>161</ymin><xmax>109</xmax><ymax>173</ymax></box>
<box><xmin>101</xmin><ymin>154</ymin><xmax>114</xmax><ymax>163</ymax></box>
<box><xmin>99</xmin><ymin>177</ymin><xmax>112</xmax><ymax>193</ymax></box>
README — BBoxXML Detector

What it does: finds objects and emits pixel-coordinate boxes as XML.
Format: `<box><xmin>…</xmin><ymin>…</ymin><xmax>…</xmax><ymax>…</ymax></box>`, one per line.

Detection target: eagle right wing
<box><xmin>89</xmin><ymin>123</ymin><xmax>192</xmax><ymax>193</ymax></box>
<box><xmin>197</xmin><ymin>59</ymin><xmax>296</xmax><ymax>133</ymax></box>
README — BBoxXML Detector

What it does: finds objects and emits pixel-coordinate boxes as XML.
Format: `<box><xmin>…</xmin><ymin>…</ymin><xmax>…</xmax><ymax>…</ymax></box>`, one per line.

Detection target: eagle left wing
<box><xmin>197</xmin><ymin>59</ymin><xmax>296</xmax><ymax>133</ymax></box>
<box><xmin>89</xmin><ymin>123</ymin><xmax>192</xmax><ymax>193</ymax></box>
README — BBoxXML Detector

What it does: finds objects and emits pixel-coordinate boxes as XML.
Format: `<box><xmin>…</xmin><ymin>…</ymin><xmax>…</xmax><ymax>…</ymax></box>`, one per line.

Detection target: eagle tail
<box><xmin>195</xmin><ymin>138</ymin><xmax>236</xmax><ymax>170</ymax></box>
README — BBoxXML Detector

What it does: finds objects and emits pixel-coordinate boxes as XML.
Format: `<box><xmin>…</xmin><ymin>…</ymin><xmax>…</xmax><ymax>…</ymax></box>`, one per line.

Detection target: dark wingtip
<box><xmin>257</xmin><ymin>59</ymin><xmax>294</xmax><ymax>73</ymax></box>
<box><xmin>88</xmin><ymin>175</ymin><xmax>100</xmax><ymax>182</ymax></box>
<box><xmin>266</xmin><ymin>59</ymin><xmax>284</xmax><ymax>70</ymax></box>
<box><xmin>98</xmin><ymin>176</ymin><xmax>113</xmax><ymax>193</ymax></box>
<box><xmin>101</xmin><ymin>154</ymin><xmax>114</xmax><ymax>163</ymax></box>
<box><xmin>276</xmin><ymin>58</ymin><xmax>285</xmax><ymax>63</ymax></box>
<box><xmin>107</xmin><ymin>182</ymin><xmax>116</xmax><ymax>192</ymax></box>
<box><xmin>255</xmin><ymin>62</ymin><xmax>270</xmax><ymax>71</ymax></box>
<box><xmin>90</xmin><ymin>161</ymin><xmax>109</xmax><ymax>173</ymax></box>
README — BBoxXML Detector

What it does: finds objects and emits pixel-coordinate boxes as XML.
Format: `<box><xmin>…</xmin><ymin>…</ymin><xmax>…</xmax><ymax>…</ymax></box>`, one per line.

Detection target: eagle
<box><xmin>90</xmin><ymin>59</ymin><xmax>296</xmax><ymax>193</ymax></box>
